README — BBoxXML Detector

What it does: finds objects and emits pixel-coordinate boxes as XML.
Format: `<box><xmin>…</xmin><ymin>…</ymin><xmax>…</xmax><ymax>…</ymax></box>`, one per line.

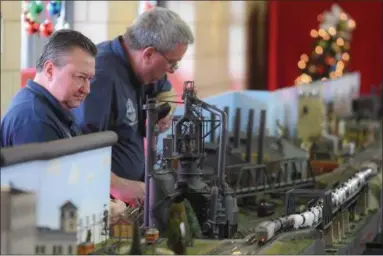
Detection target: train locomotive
<box><xmin>143</xmin><ymin>81</ymin><xmax>238</xmax><ymax>239</ymax></box>
<box><xmin>253</xmin><ymin>163</ymin><xmax>379</xmax><ymax>245</ymax></box>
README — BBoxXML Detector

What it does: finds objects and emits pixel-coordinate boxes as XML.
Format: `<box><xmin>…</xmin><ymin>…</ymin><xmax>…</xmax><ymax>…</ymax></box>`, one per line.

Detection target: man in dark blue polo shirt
<box><xmin>1</xmin><ymin>29</ymin><xmax>97</xmax><ymax>147</ymax></box>
<box><xmin>73</xmin><ymin>7</ymin><xmax>194</xmax><ymax>195</ymax></box>
<box><xmin>1</xmin><ymin>29</ymin><xmax>135</xmax><ymax>212</ymax></box>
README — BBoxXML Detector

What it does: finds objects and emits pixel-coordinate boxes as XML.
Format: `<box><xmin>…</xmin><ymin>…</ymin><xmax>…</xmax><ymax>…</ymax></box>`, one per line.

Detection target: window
<box><xmin>69</xmin><ymin>211</ymin><xmax>75</xmax><ymax>218</ymax></box>
<box><xmin>68</xmin><ymin>245</ymin><xmax>73</xmax><ymax>255</ymax></box>
<box><xmin>35</xmin><ymin>245</ymin><xmax>46</xmax><ymax>255</ymax></box>
<box><xmin>21</xmin><ymin>1</ymin><xmax>74</xmax><ymax>69</ymax></box>
<box><xmin>53</xmin><ymin>245</ymin><xmax>62</xmax><ymax>255</ymax></box>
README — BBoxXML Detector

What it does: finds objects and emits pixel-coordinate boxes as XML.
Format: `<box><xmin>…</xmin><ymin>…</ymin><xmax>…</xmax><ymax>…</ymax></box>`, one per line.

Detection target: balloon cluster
<box><xmin>22</xmin><ymin>0</ymin><xmax>62</xmax><ymax>37</ymax></box>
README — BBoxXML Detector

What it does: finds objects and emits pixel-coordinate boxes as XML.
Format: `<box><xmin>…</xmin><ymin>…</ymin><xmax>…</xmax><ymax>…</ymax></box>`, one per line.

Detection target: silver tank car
<box><xmin>300</xmin><ymin>211</ymin><xmax>315</xmax><ymax>228</ymax></box>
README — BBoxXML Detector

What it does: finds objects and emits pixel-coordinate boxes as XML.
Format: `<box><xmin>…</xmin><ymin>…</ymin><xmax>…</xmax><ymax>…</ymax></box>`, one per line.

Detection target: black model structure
<box><xmin>142</xmin><ymin>81</ymin><xmax>318</xmax><ymax>241</ymax></box>
<box><xmin>143</xmin><ymin>81</ymin><xmax>238</xmax><ymax>239</ymax></box>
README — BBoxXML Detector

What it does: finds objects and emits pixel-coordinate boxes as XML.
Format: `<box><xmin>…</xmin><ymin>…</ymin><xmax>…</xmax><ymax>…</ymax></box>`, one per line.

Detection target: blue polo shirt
<box><xmin>1</xmin><ymin>80</ymin><xmax>81</xmax><ymax>147</ymax></box>
<box><xmin>72</xmin><ymin>36</ymin><xmax>172</xmax><ymax>181</ymax></box>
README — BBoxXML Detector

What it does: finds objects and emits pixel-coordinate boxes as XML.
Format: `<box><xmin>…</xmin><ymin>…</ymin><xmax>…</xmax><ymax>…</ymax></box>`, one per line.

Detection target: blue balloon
<box><xmin>47</xmin><ymin>1</ymin><xmax>61</xmax><ymax>16</ymax></box>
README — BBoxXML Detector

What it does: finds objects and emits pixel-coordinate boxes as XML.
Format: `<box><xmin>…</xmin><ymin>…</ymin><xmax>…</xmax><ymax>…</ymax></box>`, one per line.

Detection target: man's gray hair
<box><xmin>124</xmin><ymin>7</ymin><xmax>194</xmax><ymax>53</ymax></box>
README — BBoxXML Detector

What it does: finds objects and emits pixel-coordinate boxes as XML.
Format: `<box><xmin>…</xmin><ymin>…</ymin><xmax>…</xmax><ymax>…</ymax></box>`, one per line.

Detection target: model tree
<box><xmin>129</xmin><ymin>219</ymin><xmax>143</xmax><ymax>255</ymax></box>
<box><xmin>172</xmin><ymin>223</ymin><xmax>187</xmax><ymax>255</ymax></box>
<box><xmin>166</xmin><ymin>202</ymin><xmax>190</xmax><ymax>253</ymax></box>
<box><xmin>184</xmin><ymin>199</ymin><xmax>202</xmax><ymax>242</ymax></box>
<box><xmin>295</xmin><ymin>4</ymin><xmax>356</xmax><ymax>85</ymax></box>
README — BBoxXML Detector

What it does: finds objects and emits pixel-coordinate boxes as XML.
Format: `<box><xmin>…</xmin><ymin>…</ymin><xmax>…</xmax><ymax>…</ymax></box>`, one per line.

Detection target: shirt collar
<box><xmin>26</xmin><ymin>80</ymin><xmax>75</xmax><ymax>126</ymax></box>
<box><xmin>110</xmin><ymin>36</ymin><xmax>142</xmax><ymax>89</ymax></box>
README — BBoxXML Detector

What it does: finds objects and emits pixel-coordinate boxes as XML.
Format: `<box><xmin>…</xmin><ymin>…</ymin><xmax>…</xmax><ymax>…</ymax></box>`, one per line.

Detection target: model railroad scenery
<box><xmin>1</xmin><ymin>82</ymin><xmax>381</xmax><ymax>255</ymax></box>
<box><xmin>86</xmin><ymin>82</ymin><xmax>382</xmax><ymax>255</ymax></box>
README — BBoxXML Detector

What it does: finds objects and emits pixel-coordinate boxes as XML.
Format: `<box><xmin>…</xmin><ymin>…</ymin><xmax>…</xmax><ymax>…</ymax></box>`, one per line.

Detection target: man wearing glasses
<box><xmin>73</xmin><ymin>7</ymin><xmax>194</xmax><ymax>204</ymax></box>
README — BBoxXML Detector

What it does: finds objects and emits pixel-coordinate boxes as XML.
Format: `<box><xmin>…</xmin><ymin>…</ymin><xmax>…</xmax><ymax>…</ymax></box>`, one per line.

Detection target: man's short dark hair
<box><xmin>36</xmin><ymin>29</ymin><xmax>97</xmax><ymax>72</ymax></box>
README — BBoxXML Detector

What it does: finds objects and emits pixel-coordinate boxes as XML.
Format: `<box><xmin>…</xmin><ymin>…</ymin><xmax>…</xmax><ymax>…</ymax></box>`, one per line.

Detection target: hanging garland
<box><xmin>22</xmin><ymin>0</ymin><xmax>68</xmax><ymax>37</ymax></box>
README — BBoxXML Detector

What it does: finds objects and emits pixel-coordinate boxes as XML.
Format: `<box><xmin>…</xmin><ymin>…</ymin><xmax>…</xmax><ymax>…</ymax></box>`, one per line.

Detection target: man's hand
<box><xmin>110</xmin><ymin>199</ymin><xmax>127</xmax><ymax>224</ymax></box>
<box><xmin>157</xmin><ymin>114</ymin><xmax>172</xmax><ymax>133</ymax></box>
<box><xmin>110</xmin><ymin>173</ymin><xmax>145</xmax><ymax>206</ymax></box>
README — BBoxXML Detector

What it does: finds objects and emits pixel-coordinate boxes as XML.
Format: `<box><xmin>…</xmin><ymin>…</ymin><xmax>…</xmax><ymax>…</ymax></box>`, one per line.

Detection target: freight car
<box><xmin>252</xmin><ymin>164</ymin><xmax>378</xmax><ymax>245</ymax></box>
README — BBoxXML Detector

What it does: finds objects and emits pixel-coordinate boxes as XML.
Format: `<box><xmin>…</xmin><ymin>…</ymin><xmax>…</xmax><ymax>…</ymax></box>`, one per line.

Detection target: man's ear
<box><xmin>142</xmin><ymin>47</ymin><xmax>156</xmax><ymax>61</ymax></box>
<box><xmin>43</xmin><ymin>61</ymin><xmax>54</xmax><ymax>81</ymax></box>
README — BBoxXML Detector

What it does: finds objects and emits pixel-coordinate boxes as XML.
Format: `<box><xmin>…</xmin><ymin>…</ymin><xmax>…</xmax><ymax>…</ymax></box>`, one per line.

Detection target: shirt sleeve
<box><xmin>154</xmin><ymin>76</ymin><xmax>176</xmax><ymax>116</ymax></box>
<box><xmin>73</xmin><ymin>75</ymin><xmax>114</xmax><ymax>134</ymax></box>
<box><xmin>155</xmin><ymin>75</ymin><xmax>173</xmax><ymax>93</ymax></box>
<box><xmin>11</xmin><ymin>122</ymin><xmax>61</xmax><ymax>145</ymax></box>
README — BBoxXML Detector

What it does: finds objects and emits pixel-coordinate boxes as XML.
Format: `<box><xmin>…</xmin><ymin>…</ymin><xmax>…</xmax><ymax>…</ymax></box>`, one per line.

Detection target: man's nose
<box><xmin>82</xmin><ymin>80</ymin><xmax>91</xmax><ymax>95</ymax></box>
<box><xmin>167</xmin><ymin>67</ymin><xmax>175</xmax><ymax>74</ymax></box>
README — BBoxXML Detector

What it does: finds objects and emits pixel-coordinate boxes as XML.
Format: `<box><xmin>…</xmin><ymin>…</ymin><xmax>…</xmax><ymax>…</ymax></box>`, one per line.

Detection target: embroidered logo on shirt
<box><xmin>125</xmin><ymin>98</ymin><xmax>138</xmax><ymax>126</ymax></box>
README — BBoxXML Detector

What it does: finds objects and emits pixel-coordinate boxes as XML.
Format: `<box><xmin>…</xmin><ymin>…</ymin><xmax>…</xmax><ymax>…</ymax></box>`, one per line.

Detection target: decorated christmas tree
<box><xmin>295</xmin><ymin>4</ymin><xmax>356</xmax><ymax>85</ymax></box>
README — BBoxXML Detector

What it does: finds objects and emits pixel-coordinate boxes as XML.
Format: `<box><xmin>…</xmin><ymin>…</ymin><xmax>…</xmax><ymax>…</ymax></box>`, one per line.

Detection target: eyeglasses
<box><xmin>156</xmin><ymin>50</ymin><xmax>179</xmax><ymax>71</ymax></box>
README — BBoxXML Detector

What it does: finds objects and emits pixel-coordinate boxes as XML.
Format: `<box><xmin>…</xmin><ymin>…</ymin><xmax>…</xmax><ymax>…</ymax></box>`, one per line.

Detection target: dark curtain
<box><xmin>246</xmin><ymin>3</ymin><xmax>268</xmax><ymax>90</ymax></box>
<box><xmin>266</xmin><ymin>0</ymin><xmax>383</xmax><ymax>95</ymax></box>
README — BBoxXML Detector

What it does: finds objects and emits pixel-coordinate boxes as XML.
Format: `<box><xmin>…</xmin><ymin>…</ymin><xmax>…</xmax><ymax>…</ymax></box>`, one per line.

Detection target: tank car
<box><xmin>277</xmin><ymin>216</ymin><xmax>295</xmax><ymax>231</ymax></box>
<box><xmin>254</xmin><ymin>221</ymin><xmax>276</xmax><ymax>244</ymax></box>
<box><xmin>288</xmin><ymin>214</ymin><xmax>305</xmax><ymax>229</ymax></box>
<box><xmin>331</xmin><ymin>190</ymin><xmax>341</xmax><ymax>206</ymax></box>
<box><xmin>300</xmin><ymin>211</ymin><xmax>315</xmax><ymax>228</ymax></box>
<box><xmin>254</xmin><ymin>220</ymin><xmax>280</xmax><ymax>244</ymax></box>
<box><xmin>310</xmin><ymin>206</ymin><xmax>321</xmax><ymax>223</ymax></box>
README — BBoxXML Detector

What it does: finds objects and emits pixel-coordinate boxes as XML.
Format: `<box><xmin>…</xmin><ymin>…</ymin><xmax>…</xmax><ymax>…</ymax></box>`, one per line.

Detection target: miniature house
<box><xmin>109</xmin><ymin>218</ymin><xmax>133</xmax><ymax>239</ymax></box>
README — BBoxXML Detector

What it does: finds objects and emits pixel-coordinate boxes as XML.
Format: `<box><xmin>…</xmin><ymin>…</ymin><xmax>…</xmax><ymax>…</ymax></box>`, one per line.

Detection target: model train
<box><xmin>253</xmin><ymin>163</ymin><xmax>379</xmax><ymax>245</ymax></box>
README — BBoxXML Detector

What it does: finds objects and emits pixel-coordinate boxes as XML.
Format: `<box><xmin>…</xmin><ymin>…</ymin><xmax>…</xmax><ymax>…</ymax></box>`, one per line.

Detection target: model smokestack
<box><xmin>233</xmin><ymin>108</ymin><xmax>241</xmax><ymax>148</ymax></box>
<box><xmin>224</xmin><ymin>106</ymin><xmax>230</xmax><ymax>130</ymax></box>
<box><xmin>257</xmin><ymin>110</ymin><xmax>266</xmax><ymax>165</ymax></box>
<box><xmin>210</xmin><ymin>110</ymin><xmax>216</xmax><ymax>143</ymax></box>
<box><xmin>245</xmin><ymin>109</ymin><xmax>255</xmax><ymax>163</ymax></box>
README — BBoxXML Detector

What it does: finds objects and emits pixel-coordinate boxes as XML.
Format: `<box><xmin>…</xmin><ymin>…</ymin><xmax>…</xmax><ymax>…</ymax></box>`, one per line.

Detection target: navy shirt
<box><xmin>72</xmin><ymin>36</ymin><xmax>172</xmax><ymax>181</ymax></box>
<box><xmin>1</xmin><ymin>80</ymin><xmax>81</xmax><ymax>147</ymax></box>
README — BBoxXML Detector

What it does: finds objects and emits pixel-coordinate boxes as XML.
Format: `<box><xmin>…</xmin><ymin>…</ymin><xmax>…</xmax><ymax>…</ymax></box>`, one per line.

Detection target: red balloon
<box><xmin>39</xmin><ymin>20</ymin><xmax>54</xmax><ymax>37</ymax></box>
<box><xmin>25</xmin><ymin>21</ymin><xmax>40</xmax><ymax>35</ymax></box>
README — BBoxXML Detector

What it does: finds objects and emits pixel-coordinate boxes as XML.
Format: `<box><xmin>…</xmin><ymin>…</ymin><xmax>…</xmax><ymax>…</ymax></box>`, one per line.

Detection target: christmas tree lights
<box><xmin>295</xmin><ymin>4</ymin><xmax>356</xmax><ymax>85</ymax></box>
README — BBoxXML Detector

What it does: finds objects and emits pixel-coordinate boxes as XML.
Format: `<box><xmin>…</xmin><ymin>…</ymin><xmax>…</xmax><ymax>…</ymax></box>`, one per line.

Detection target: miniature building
<box><xmin>1</xmin><ymin>186</ymin><xmax>37</xmax><ymax>255</ymax></box>
<box><xmin>35</xmin><ymin>201</ymin><xmax>77</xmax><ymax>255</ymax></box>
<box><xmin>60</xmin><ymin>201</ymin><xmax>78</xmax><ymax>233</ymax></box>
<box><xmin>296</xmin><ymin>86</ymin><xmax>325</xmax><ymax>144</ymax></box>
<box><xmin>109</xmin><ymin>218</ymin><xmax>133</xmax><ymax>239</ymax></box>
